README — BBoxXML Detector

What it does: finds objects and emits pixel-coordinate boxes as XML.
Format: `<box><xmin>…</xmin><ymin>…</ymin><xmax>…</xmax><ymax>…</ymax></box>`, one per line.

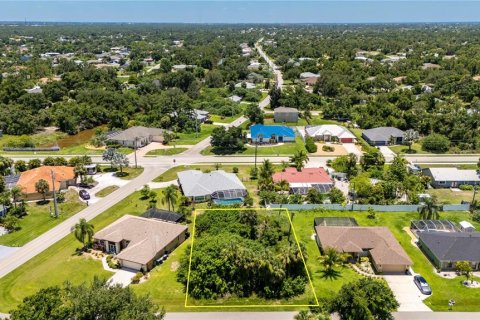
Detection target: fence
<box><xmin>2</xmin><ymin>146</ymin><xmax>60</xmax><ymax>152</ymax></box>
<box><xmin>268</xmin><ymin>203</ymin><xmax>470</xmax><ymax>212</ymax></box>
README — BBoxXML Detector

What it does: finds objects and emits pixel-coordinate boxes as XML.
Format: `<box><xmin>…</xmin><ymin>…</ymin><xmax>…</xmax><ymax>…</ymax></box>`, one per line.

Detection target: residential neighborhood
<box><xmin>1</xmin><ymin>13</ymin><xmax>480</xmax><ymax>320</ymax></box>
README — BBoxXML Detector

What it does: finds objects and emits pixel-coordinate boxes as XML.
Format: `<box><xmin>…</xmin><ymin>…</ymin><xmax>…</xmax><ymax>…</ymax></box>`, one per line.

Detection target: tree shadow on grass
<box><xmin>318</xmin><ymin>268</ymin><xmax>342</xmax><ymax>280</ymax></box>
<box><xmin>114</xmin><ymin>172</ymin><xmax>129</xmax><ymax>178</ymax></box>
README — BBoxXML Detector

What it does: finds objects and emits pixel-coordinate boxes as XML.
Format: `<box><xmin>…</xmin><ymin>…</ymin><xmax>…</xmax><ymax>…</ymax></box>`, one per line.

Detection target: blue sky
<box><xmin>1</xmin><ymin>1</ymin><xmax>480</xmax><ymax>23</ymax></box>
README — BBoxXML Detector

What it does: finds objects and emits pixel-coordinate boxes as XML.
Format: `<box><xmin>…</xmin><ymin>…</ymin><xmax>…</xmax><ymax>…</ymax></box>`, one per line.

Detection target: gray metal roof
<box><xmin>362</xmin><ymin>127</ymin><xmax>405</xmax><ymax>142</ymax></box>
<box><xmin>107</xmin><ymin>126</ymin><xmax>166</xmax><ymax>142</ymax></box>
<box><xmin>419</xmin><ymin>232</ymin><xmax>480</xmax><ymax>262</ymax></box>
<box><xmin>177</xmin><ymin>170</ymin><xmax>246</xmax><ymax>197</ymax></box>
<box><xmin>423</xmin><ymin>168</ymin><xmax>480</xmax><ymax>183</ymax></box>
<box><xmin>274</xmin><ymin>107</ymin><xmax>299</xmax><ymax>114</ymax></box>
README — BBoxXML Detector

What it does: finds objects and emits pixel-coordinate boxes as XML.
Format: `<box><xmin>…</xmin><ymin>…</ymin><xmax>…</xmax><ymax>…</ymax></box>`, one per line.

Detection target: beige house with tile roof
<box><xmin>93</xmin><ymin>215</ymin><xmax>188</xmax><ymax>271</ymax></box>
<box><xmin>315</xmin><ymin>226</ymin><xmax>412</xmax><ymax>273</ymax></box>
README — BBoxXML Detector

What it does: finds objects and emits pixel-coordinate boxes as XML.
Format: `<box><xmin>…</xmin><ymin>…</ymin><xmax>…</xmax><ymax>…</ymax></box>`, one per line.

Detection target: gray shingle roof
<box><xmin>419</xmin><ymin>232</ymin><xmax>480</xmax><ymax>262</ymax></box>
<box><xmin>107</xmin><ymin>126</ymin><xmax>166</xmax><ymax>142</ymax></box>
<box><xmin>362</xmin><ymin>127</ymin><xmax>404</xmax><ymax>142</ymax></box>
<box><xmin>177</xmin><ymin>170</ymin><xmax>246</xmax><ymax>197</ymax></box>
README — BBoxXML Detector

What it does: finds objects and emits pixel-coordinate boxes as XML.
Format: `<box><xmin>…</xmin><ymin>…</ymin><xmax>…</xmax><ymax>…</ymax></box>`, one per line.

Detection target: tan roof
<box><xmin>17</xmin><ymin>166</ymin><xmax>75</xmax><ymax>194</ymax></box>
<box><xmin>315</xmin><ymin>226</ymin><xmax>412</xmax><ymax>266</ymax></box>
<box><xmin>94</xmin><ymin>215</ymin><xmax>187</xmax><ymax>265</ymax></box>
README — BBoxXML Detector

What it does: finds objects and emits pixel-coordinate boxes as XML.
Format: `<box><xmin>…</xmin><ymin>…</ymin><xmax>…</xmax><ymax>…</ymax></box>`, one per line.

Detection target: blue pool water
<box><xmin>213</xmin><ymin>198</ymin><xmax>244</xmax><ymax>205</ymax></box>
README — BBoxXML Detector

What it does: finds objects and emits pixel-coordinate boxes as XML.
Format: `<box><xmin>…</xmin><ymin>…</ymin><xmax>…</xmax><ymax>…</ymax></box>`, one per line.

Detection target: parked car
<box><xmin>79</xmin><ymin>189</ymin><xmax>90</xmax><ymax>200</ymax></box>
<box><xmin>414</xmin><ymin>275</ymin><xmax>432</xmax><ymax>295</ymax></box>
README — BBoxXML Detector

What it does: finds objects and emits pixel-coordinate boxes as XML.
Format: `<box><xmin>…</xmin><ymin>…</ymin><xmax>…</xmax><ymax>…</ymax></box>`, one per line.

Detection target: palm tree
<box><xmin>258</xmin><ymin>160</ymin><xmax>275</xmax><ymax>191</ymax></box>
<box><xmin>418</xmin><ymin>196</ymin><xmax>441</xmax><ymax>220</ymax></box>
<box><xmin>290</xmin><ymin>150</ymin><xmax>309</xmax><ymax>171</ymax></box>
<box><xmin>319</xmin><ymin>247</ymin><xmax>344</xmax><ymax>273</ymax></box>
<box><xmin>71</xmin><ymin>218</ymin><xmax>94</xmax><ymax>250</ymax></box>
<box><xmin>35</xmin><ymin>179</ymin><xmax>50</xmax><ymax>202</ymax></box>
<box><xmin>10</xmin><ymin>186</ymin><xmax>23</xmax><ymax>208</ymax></box>
<box><xmin>162</xmin><ymin>185</ymin><xmax>179</xmax><ymax>211</ymax></box>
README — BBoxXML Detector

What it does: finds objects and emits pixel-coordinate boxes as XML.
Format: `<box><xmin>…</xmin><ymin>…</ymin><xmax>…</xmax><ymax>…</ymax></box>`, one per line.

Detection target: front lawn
<box><xmin>173</xmin><ymin>124</ymin><xmax>218</xmax><ymax>145</ymax></box>
<box><xmin>389</xmin><ymin>143</ymin><xmax>429</xmax><ymax>155</ymax></box>
<box><xmin>0</xmin><ymin>190</ymin><xmax>87</xmax><ymax>247</ymax></box>
<box><xmin>99</xmin><ymin>166</ymin><xmax>144</xmax><ymax>180</ymax></box>
<box><xmin>201</xmin><ymin>137</ymin><xmax>306</xmax><ymax>156</ymax></box>
<box><xmin>209</xmin><ymin>114</ymin><xmax>243</xmax><ymax>124</ymax></box>
<box><xmin>146</xmin><ymin>148</ymin><xmax>188</xmax><ymax>156</ymax></box>
<box><xmin>95</xmin><ymin>185</ymin><xmax>119</xmax><ymax>198</ymax></box>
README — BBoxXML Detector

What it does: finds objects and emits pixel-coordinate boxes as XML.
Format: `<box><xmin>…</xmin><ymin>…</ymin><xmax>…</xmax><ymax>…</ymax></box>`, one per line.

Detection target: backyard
<box><xmin>427</xmin><ymin>188</ymin><xmax>474</xmax><ymax>204</ymax></box>
<box><xmin>0</xmin><ymin>190</ymin><xmax>86</xmax><ymax>247</ymax></box>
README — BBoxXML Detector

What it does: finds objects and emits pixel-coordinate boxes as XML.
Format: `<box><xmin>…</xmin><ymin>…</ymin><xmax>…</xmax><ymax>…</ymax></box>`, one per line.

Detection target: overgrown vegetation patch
<box><xmin>179</xmin><ymin>208</ymin><xmax>318</xmax><ymax>307</ymax></box>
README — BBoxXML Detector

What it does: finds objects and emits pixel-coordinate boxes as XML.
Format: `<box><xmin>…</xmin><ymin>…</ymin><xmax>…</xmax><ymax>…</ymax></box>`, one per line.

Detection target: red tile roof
<box><xmin>17</xmin><ymin>166</ymin><xmax>75</xmax><ymax>194</ymax></box>
<box><xmin>272</xmin><ymin>167</ymin><xmax>333</xmax><ymax>184</ymax></box>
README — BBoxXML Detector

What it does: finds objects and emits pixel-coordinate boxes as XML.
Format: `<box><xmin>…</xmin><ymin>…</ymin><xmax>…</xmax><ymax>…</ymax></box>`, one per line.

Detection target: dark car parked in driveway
<box><xmin>79</xmin><ymin>189</ymin><xmax>90</xmax><ymax>200</ymax></box>
<box><xmin>414</xmin><ymin>275</ymin><xmax>432</xmax><ymax>295</ymax></box>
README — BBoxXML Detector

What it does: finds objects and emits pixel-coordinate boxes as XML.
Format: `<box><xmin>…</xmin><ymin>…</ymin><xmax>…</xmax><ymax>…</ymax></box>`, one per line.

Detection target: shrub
<box><xmin>305</xmin><ymin>137</ymin><xmax>317</xmax><ymax>153</ymax></box>
<box><xmin>250</xmin><ymin>167</ymin><xmax>258</xmax><ymax>180</ymax></box>
<box><xmin>421</xmin><ymin>133</ymin><xmax>450</xmax><ymax>153</ymax></box>
<box><xmin>459</xmin><ymin>184</ymin><xmax>474</xmax><ymax>191</ymax></box>
<box><xmin>322</xmin><ymin>145</ymin><xmax>335</xmax><ymax>152</ymax></box>
<box><xmin>106</xmin><ymin>255</ymin><xmax>120</xmax><ymax>269</ymax></box>
<box><xmin>232</xmin><ymin>167</ymin><xmax>239</xmax><ymax>173</ymax></box>
<box><xmin>56</xmin><ymin>192</ymin><xmax>66</xmax><ymax>203</ymax></box>
<box><xmin>131</xmin><ymin>272</ymin><xmax>143</xmax><ymax>284</ymax></box>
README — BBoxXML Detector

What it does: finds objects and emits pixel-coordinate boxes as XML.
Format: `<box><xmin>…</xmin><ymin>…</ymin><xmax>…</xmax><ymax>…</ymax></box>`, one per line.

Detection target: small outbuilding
<box><xmin>459</xmin><ymin>221</ymin><xmax>476</xmax><ymax>233</ymax></box>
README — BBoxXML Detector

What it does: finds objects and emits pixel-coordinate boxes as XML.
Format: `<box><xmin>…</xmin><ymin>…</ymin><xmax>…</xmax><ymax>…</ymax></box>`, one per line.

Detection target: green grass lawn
<box><xmin>95</xmin><ymin>185</ymin><xmax>119</xmax><ymax>198</ymax></box>
<box><xmin>209</xmin><ymin>114</ymin><xmax>242</xmax><ymax>123</ymax></box>
<box><xmin>173</xmin><ymin>124</ymin><xmax>218</xmax><ymax>145</ymax></box>
<box><xmin>420</xmin><ymin>164</ymin><xmax>478</xmax><ymax>170</ymax></box>
<box><xmin>146</xmin><ymin>148</ymin><xmax>188</xmax><ymax>156</ymax></box>
<box><xmin>201</xmin><ymin>137</ymin><xmax>306</xmax><ymax>156</ymax></box>
<box><xmin>427</xmin><ymin>188</ymin><xmax>474</xmax><ymax>204</ymax></box>
<box><xmin>0</xmin><ymin>190</ymin><xmax>86</xmax><ymax>247</ymax></box>
<box><xmin>389</xmin><ymin>143</ymin><xmax>429</xmax><ymax>155</ymax></box>
<box><xmin>291</xmin><ymin>210</ymin><xmax>480</xmax><ymax>311</ymax></box>
<box><xmin>99</xmin><ymin>166</ymin><xmax>144</xmax><ymax>180</ymax></box>
<box><xmin>0</xmin><ymin>189</ymin><xmax>172</xmax><ymax>312</ymax></box>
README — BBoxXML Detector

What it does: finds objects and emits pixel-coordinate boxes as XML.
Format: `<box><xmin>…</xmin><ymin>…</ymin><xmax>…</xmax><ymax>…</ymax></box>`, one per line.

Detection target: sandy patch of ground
<box><xmin>312</xmin><ymin>143</ymin><xmax>349</xmax><ymax>156</ymax></box>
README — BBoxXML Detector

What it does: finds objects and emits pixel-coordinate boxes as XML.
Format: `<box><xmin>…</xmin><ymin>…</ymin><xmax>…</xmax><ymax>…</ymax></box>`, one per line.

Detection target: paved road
<box><xmin>0</xmin><ymin>164</ymin><xmax>169</xmax><ymax>279</ymax></box>
<box><xmin>256</xmin><ymin>40</ymin><xmax>283</xmax><ymax>89</ymax></box>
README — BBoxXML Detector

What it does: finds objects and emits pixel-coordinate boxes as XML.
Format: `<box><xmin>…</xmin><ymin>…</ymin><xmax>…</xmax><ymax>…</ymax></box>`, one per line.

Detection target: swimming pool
<box><xmin>212</xmin><ymin>198</ymin><xmax>244</xmax><ymax>205</ymax></box>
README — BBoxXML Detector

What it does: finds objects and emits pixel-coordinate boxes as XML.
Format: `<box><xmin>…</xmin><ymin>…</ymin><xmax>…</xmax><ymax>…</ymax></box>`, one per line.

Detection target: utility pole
<box><xmin>134</xmin><ymin>137</ymin><xmax>138</xmax><ymax>169</ymax></box>
<box><xmin>50</xmin><ymin>170</ymin><xmax>59</xmax><ymax>218</ymax></box>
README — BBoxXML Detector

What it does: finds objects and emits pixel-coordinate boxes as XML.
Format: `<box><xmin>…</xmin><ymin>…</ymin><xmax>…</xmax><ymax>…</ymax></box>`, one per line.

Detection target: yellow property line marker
<box><xmin>184</xmin><ymin>207</ymin><xmax>320</xmax><ymax>308</ymax></box>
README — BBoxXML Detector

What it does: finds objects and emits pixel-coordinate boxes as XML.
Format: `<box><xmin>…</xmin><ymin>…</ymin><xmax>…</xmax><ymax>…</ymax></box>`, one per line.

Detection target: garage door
<box><xmin>341</xmin><ymin>138</ymin><xmax>354</xmax><ymax>143</ymax></box>
<box><xmin>121</xmin><ymin>260</ymin><xmax>143</xmax><ymax>271</ymax></box>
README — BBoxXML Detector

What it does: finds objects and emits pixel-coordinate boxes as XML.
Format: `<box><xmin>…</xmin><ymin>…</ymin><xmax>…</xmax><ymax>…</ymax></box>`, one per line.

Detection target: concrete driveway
<box><xmin>379</xmin><ymin>146</ymin><xmax>397</xmax><ymax>162</ymax></box>
<box><xmin>343</xmin><ymin>143</ymin><xmax>363</xmax><ymax>157</ymax></box>
<box><xmin>384</xmin><ymin>274</ymin><xmax>432</xmax><ymax>312</ymax></box>
<box><xmin>75</xmin><ymin>172</ymin><xmax>130</xmax><ymax>204</ymax></box>
<box><xmin>108</xmin><ymin>268</ymin><xmax>137</xmax><ymax>288</ymax></box>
